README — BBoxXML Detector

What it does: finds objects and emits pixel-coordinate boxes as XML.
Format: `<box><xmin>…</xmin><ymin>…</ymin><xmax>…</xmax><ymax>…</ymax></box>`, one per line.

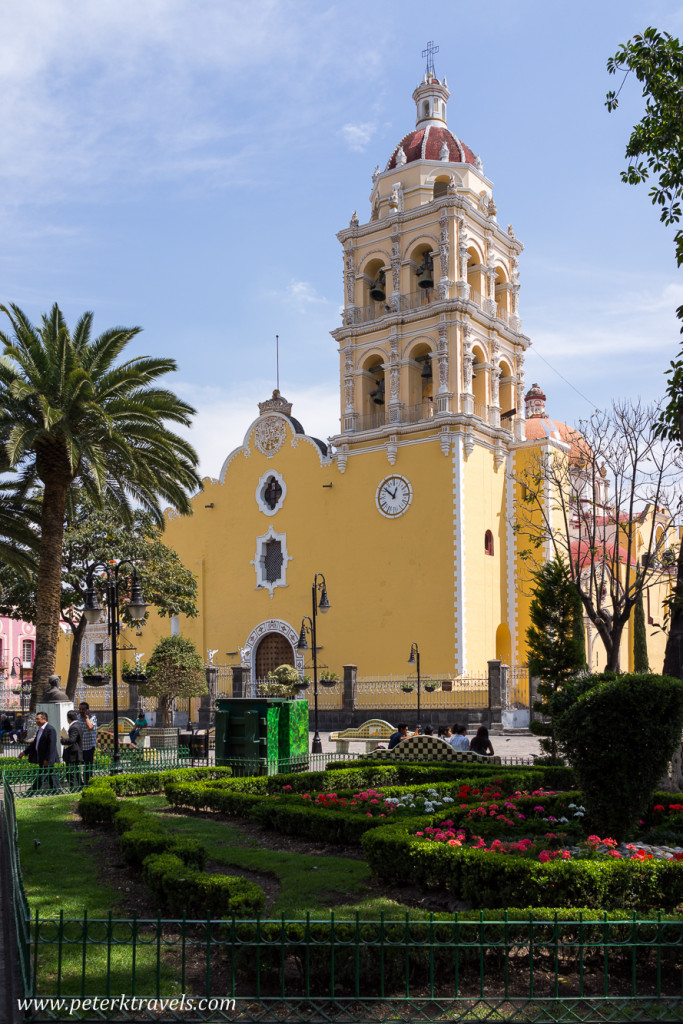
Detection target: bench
<box><xmin>359</xmin><ymin>733</ymin><xmax>502</xmax><ymax>764</ymax></box>
<box><xmin>329</xmin><ymin>719</ymin><xmax>396</xmax><ymax>753</ymax></box>
<box><xmin>97</xmin><ymin>718</ymin><xmax>150</xmax><ymax>750</ymax></box>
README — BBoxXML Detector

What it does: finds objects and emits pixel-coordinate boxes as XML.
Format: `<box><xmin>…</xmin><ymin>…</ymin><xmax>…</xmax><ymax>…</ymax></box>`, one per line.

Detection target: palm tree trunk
<box><xmin>31</xmin><ymin>480</ymin><xmax>68</xmax><ymax>708</ymax></box>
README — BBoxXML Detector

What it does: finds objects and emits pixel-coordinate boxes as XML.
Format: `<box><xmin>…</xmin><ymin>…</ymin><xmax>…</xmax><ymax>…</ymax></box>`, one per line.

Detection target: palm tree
<box><xmin>0</xmin><ymin>303</ymin><xmax>201</xmax><ymax>706</ymax></box>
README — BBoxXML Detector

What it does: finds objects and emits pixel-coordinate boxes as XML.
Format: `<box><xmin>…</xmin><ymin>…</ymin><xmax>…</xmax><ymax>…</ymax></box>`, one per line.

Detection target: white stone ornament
<box><xmin>376</xmin><ymin>475</ymin><xmax>413</xmax><ymax>518</ymax></box>
<box><xmin>254</xmin><ymin>417</ymin><xmax>287</xmax><ymax>458</ymax></box>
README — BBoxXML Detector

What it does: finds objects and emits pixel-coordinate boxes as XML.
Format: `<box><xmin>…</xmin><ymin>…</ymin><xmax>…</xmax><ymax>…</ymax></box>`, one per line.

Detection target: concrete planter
<box><xmin>502</xmin><ymin>709</ymin><xmax>530</xmax><ymax>730</ymax></box>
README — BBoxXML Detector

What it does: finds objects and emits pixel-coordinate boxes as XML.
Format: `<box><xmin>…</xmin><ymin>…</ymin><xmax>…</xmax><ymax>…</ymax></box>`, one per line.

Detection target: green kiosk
<box><xmin>214</xmin><ymin>697</ymin><xmax>309</xmax><ymax>775</ymax></box>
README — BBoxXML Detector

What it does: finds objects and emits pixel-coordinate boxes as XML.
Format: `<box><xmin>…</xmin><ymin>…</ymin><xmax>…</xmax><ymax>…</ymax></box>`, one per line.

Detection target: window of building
<box><xmin>255</xmin><ymin>470</ymin><xmax>287</xmax><ymax>516</ymax></box>
<box><xmin>485</xmin><ymin>531</ymin><xmax>494</xmax><ymax>556</ymax></box>
<box><xmin>252</xmin><ymin>526</ymin><xmax>291</xmax><ymax>597</ymax></box>
<box><xmin>94</xmin><ymin>643</ymin><xmax>104</xmax><ymax>667</ymax></box>
<box><xmin>22</xmin><ymin>639</ymin><xmax>34</xmax><ymax>667</ymax></box>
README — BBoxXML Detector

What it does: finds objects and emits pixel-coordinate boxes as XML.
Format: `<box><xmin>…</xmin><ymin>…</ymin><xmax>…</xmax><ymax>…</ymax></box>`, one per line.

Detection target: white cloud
<box><xmin>339</xmin><ymin>122</ymin><xmax>376</xmax><ymax>152</ymax></box>
<box><xmin>285</xmin><ymin>280</ymin><xmax>329</xmax><ymax>311</ymax></box>
<box><xmin>175</xmin><ymin>380</ymin><xmax>338</xmax><ymax>480</ymax></box>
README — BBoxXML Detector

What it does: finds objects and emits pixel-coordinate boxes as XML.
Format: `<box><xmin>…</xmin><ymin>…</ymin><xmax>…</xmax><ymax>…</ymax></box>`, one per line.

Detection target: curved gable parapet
<box><xmin>220</xmin><ymin>411</ymin><xmax>331</xmax><ymax>483</ymax></box>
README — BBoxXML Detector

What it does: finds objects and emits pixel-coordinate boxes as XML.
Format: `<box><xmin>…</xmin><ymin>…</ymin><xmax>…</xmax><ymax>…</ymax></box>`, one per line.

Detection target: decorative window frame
<box><xmin>251</xmin><ymin>525</ymin><xmax>292</xmax><ymax>598</ymax></box>
<box><xmin>255</xmin><ymin>469</ymin><xmax>287</xmax><ymax>517</ymax></box>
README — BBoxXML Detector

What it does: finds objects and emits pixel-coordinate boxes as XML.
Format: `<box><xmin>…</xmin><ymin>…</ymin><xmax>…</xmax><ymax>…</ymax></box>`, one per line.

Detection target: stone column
<box><xmin>487</xmin><ymin>659</ymin><xmax>502</xmax><ymax>729</ymax></box>
<box><xmin>198</xmin><ymin>666</ymin><xmax>217</xmax><ymax>728</ymax></box>
<box><xmin>343</xmin><ymin>664</ymin><xmax>357</xmax><ymax>713</ymax></box>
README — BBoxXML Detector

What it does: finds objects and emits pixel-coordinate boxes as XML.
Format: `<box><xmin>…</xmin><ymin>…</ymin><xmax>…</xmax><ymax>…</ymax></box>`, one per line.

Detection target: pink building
<box><xmin>0</xmin><ymin>616</ymin><xmax>35</xmax><ymax>706</ymax></box>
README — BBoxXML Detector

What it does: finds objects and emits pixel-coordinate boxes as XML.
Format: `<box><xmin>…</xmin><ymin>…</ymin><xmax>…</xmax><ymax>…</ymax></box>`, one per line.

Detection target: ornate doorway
<box><xmin>254</xmin><ymin>633</ymin><xmax>295</xmax><ymax>679</ymax></box>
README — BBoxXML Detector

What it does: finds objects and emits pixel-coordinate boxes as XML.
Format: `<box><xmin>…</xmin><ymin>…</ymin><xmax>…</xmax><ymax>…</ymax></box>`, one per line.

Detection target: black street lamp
<box><xmin>408</xmin><ymin>642</ymin><xmax>421</xmax><ymax>726</ymax></box>
<box><xmin>297</xmin><ymin>572</ymin><xmax>330</xmax><ymax>755</ymax></box>
<box><xmin>82</xmin><ymin>560</ymin><xmax>147</xmax><ymax>771</ymax></box>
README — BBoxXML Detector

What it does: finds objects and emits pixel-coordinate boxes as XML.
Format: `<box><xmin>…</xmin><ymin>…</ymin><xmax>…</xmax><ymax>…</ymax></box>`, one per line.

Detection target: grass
<box><xmin>138</xmin><ymin>794</ymin><xmax>380</xmax><ymax>917</ymax></box>
<box><xmin>15</xmin><ymin>794</ymin><xmax>177</xmax><ymax>998</ymax></box>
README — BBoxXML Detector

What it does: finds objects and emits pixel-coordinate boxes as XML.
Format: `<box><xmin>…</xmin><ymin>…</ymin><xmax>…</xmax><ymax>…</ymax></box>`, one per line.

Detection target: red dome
<box><xmin>525</xmin><ymin>418</ymin><xmax>590</xmax><ymax>464</ymax></box>
<box><xmin>386</xmin><ymin>125</ymin><xmax>477</xmax><ymax>171</ymax></box>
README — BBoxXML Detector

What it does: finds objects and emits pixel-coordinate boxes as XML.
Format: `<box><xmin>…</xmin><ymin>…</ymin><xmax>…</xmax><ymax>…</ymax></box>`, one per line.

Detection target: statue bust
<box><xmin>42</xmin><ymin>675</ymin><xmax>70</xmax><ymax>703</ymax></box>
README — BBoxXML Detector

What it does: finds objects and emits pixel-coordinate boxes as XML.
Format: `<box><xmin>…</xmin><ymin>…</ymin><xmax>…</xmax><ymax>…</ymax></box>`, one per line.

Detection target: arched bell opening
<box><xmin>407</xmin><ymin>341</ymin><xmax>435</xmax><ymax>421</ymax></box>
<box><xmin>432</xmin><ymin>174</ymin><xmax>450</xmax><ymax>201</ymax></box>
<box><xmin>498</xmin><ymin>360</ymin><xmax>516</xmax><ymax>427</ymax></box>
<box><xmin>409</xmin><ymin>244</ymin><xmax>435</xmax><ymax>305</ymax></box>
<box><xmin>495</xmin><ymin>268</ymin><xmax>511</xmax><ymax>319</ymax></box>
<box><xmin>362</xmin><ymin>258</ymin><xmax>389</xmax><ymax>311</ymax></box>
<box><xmin>471</xmin><ymin>345</ymin><xmax>487</xmax><ymax>412</ymax></box>
<box><xmin>361</xmin><ymin>355</ymin><xmax>386</xmax><ymax>429</ymax></box>
<box><xmin>467</xmin><ymin>247</ymin><xmax>485</xmax><ymax>306</ymax></box>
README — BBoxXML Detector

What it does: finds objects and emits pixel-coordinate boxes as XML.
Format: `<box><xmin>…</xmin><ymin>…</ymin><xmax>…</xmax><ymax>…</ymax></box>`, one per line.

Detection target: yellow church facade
<box><xmin>108</xmin><ymin>64</ymin><xmax>667</xmax><ymax>687</ymax></box>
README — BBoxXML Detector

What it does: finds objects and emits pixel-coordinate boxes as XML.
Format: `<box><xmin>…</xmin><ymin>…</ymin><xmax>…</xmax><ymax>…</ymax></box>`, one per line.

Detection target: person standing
<box><xmin>18</xmin><ymin>711</ymin><xmax>61</xmax><ymax>793</ymax></box>
<box><xmin>61</xmin><ymin>710</ymin><xmax>84</xmax><ymax>791</ymax></box>
<box><xmin>78</xmin><ymin>702</ymin><xmax>98</xmax><ymax>783</ymax></box>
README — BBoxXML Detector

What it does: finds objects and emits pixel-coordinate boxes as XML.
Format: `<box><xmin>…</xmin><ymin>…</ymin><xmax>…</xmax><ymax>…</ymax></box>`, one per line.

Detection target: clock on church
<box><xmin>376</xmin><ymin>475</ymin><xmax>413</xmax><ymax>518</ymax></box>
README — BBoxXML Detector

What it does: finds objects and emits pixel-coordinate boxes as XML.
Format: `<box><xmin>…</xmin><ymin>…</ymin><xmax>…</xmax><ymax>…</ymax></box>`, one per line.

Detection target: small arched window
<box><xmin>484</xmin><ymin>530</ymin><xmax>494</xmax><ymax>556</ymax></box>
<box><xmin>433</xmin><ymin>180</ymin><xmax>448</xmax><ymax>199</ymax></box>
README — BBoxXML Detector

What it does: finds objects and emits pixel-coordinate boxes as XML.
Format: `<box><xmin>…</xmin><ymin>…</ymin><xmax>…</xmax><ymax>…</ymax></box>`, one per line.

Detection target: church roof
<box><xmin>524</xmin><ymin>417</ymin><xmax>589</xmax><ymax>464</ymax></box>
<box><xmin>386</xmin><ymin>125</ymin><xmax>477</xmax><ymax>171</ymax></box>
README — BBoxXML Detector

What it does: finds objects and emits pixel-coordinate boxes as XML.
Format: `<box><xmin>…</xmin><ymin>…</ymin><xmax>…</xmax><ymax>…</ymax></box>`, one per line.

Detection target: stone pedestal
<box><xmin>36</xmin><ymin>701</ymin><xmax>74</xmax><ymax>757</ymax></box>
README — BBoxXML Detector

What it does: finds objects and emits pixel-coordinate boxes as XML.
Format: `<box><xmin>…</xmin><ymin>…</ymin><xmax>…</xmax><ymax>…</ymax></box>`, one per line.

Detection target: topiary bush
<box><xmin>553</xmin><ymin>673</ymin><xmax>683</xmax><ymax>840</ymax></box>
<box><xmin>139</xmin><ymin>634</ymin><xmax>207</xmax><ymax>726</ymax></box>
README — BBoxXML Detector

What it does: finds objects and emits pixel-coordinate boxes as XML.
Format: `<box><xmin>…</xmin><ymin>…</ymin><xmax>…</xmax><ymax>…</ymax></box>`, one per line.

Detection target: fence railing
<box><xmin>14</xmin><ymin>904</ymin><xmax>683</xmax><ymax>1019</ymax></box>
<box><xmin>352</xmin><ymin>675</ymin><xmax>489</xmax><ymax>712</ymax></box>
<box><xmin>502</xmin><ymin>665</ymin><xmax>530</xmax><ymax>709</ymax></box>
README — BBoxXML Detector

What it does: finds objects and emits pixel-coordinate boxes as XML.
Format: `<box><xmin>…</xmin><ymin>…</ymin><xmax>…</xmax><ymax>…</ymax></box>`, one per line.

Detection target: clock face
<box><xmin>376</xmin><ymin>475</ymin><xmax>413</xmax><ymax>518</ymax></box>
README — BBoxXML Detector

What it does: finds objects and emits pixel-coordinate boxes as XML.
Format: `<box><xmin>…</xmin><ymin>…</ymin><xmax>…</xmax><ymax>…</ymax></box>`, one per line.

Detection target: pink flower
<box><xmin>538</xmin><ymin>851</ymin><xmax>551</xmax><ymax>863</ymax></box>
<box><xmin>283</xmin><ymin>785</ymin><xmax>292</xmax><ymax>791</ymax></box>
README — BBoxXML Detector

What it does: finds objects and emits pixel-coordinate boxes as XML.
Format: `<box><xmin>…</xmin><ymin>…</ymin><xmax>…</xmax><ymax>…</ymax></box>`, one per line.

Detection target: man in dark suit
<box><xmin>19</xmin><ymin>711</ymin><xmax>61</xmax><ymax>793</ymax></box>
<box><xmin>60</xmin><ymin>710</ymin><xmax>83</xmax><ymax>791</ymax></box>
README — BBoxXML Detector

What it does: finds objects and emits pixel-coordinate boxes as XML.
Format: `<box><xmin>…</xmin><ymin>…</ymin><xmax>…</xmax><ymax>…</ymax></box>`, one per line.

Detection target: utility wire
<box><xmin>529</xmin><ymin>347</ymin><xmax>598</xmax><ymax>411</ymax></box>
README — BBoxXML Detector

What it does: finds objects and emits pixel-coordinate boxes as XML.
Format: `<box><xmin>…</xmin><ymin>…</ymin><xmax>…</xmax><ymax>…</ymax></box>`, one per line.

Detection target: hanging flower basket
<box><xmin>441</xmin><ymin>679</ymin><xmax>453</xmax><ymax>692</ymax></box>
<box><xmin>82</xmin><ymin>674</ymin><xmax>107</xmax><ymax>687</ymax></box>
<box><xmin>294</xmin><ymin>680</ymin><xmax>310</xmax><ymax>691</ymax></box>
<box><xmin>401</xmin><ymin>683</ymin><xmax>415</xmax><ymax>693</ymax></box>
<box><xmin>319</xmin><ymin>679</ymin><xmax>338</xmax><ymax>688</ymax></box>
<box><xmin>424</xmin><ymin>684</ymin><xmax>437</xmax><ymax>693</ymax></box>
<box><xmin>122</xmin><ymin>673</ymin><xmax>148</xmax><ymax>685</ymax></box>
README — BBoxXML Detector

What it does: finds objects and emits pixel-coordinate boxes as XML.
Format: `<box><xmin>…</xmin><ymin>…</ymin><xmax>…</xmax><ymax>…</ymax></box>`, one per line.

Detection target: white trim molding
<box><xmin>242</xmin><ymin>619</ymin><xmax>306</xmax><ymax>677</ymax></box>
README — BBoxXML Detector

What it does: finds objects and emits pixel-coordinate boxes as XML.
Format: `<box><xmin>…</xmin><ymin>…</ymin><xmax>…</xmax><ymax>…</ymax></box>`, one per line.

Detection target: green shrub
<box><xmin>142</xmin><ymin>853</ymin><xmax>265</xmax><ymax>918</ymax></box>
<box><xmin>164</xmin><ymin>782</ymin><xmax>264</xmax><ymax>817</ymax></box>
<box><xmin>553</xmin><ymin>673</ymin><xmax>683</xmax><ymax>839</ymax></box>
<box><xmin>361</xmin><ymin>820</ymin><xmax>683</xmax><ymax>911</ymax></box>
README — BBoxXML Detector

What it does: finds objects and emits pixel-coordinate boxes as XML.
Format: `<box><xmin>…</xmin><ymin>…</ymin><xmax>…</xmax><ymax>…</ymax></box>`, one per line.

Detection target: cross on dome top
<box><xmin>422</xmin><ymin>40</ymin><xmax>439</xmax><ymax>77</ymax></box>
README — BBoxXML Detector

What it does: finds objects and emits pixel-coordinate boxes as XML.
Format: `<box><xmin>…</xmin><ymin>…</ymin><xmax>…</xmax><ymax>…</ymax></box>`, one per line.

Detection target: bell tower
<box><xmin>329</xmin><ymin>53</ymin><xmax>530</xmax><ymax>464</ymax></box>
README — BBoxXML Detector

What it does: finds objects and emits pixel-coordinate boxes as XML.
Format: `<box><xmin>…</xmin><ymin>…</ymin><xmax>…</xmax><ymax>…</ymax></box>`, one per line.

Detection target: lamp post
<box><xmin>82</xmin><ymin>560</ymin><xmax>147</xmax><ymax>771</ymax></box>
<box><xmin>296</xmin><ymin>572</ymin><xmax>330</xmax><ymax>755</ymax></box>
<box><xmin>408</xmin><ymin>642</ymin><xmax>421</xmax><ymax>727</ymax></box>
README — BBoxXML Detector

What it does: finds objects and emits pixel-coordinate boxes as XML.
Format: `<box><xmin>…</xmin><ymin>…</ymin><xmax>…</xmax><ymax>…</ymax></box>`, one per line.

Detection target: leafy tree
<box><xmin>0</xmin><ymin>304</ymin><xmax>201</xmax><ymax>707</ymax></box>
<box><xmin>139</xmin><ymin>635</ymin><xmax>207</xmax><ymax>726</ymax></box>
<box><xmin>0</xmin><ymin>492</ymin><xmax>198</xmax><ymax>699</ymax></box>
<box><xmin>606</xmin><ymin>29</ymin><xmax>683</xmax><ymax>676</ymax></box>
<box><xmin>633</xmin><ymin>578</ymin><xmax>650</xmax><ymax>673</ymax></box>
<box><xmin>526</xmin><ymin>555</ymin><xmax>586</xmax><ymax>762</ymax></box>
<box><xmin>553</xmin><ymin>673</ymin><xmax>683</xmax><ymax>840</ymax></box>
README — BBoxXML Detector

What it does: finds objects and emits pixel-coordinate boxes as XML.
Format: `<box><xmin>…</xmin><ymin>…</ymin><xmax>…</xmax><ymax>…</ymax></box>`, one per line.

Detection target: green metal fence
<box><xmin>16</xmin><ymin>907</ymin><xmax>683</xmax><ymax>1021</ymax></box>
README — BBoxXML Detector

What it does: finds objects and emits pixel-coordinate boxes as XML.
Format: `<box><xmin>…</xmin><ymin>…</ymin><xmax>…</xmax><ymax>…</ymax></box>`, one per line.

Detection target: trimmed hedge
<box><xmin>324</xmin><ymin>761</ymin><xmax>577</xmax><ymax>791</ymax></box>
<box><xmin>78</xmin><ymin>767</ymin><xmax>235</xmax><ymax>825</ymax></box>
<box><xmin>143</xmin><ymin>853</ymin><xmax>265</xmax><ymax>918</ymax></box>
<box><xmin>361</xmin><ymin>820</ymin><xmax>683</xmax><ymax>912</ymax></box>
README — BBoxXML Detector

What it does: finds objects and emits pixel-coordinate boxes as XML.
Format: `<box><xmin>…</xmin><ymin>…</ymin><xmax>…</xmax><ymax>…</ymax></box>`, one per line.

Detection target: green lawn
<box><xmin>16</xmin><ymin>794</ymin><xmax>176</xmax><ymax>997</ymax></box>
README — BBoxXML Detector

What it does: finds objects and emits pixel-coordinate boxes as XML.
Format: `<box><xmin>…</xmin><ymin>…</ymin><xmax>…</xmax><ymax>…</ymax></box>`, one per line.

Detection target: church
<box><xmin>102</xmin><ymin>59</ymin><xmax>666</xmax><ymax>686</ymax></box>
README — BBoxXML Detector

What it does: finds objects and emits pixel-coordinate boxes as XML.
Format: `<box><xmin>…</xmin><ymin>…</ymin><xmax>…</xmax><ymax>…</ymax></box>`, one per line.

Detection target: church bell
<box><xmin>416</xmin><ymin>252</ymin><xmax>434</xmax><ymax>290</ymax></box>
<box><xmin>369</xmin><ymin>270</ymin><xmax>386</xmax><ymax>302</ymax></box>
<box><xmin>370</xmin><ymin>378</ymin><xmax>385</xmax><ymax>405</ymax></box>
<box><xmin>421</xmin><ymin>356</ymin><xmax>432</xmax><ymax>379</ymax></box>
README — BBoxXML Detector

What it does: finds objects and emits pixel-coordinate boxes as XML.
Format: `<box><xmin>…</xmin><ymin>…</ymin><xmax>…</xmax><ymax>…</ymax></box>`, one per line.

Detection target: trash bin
<box><xmin>178</xmin><ymin>729</ymin><xmax>208</xmax><ymax>760</ymax></box>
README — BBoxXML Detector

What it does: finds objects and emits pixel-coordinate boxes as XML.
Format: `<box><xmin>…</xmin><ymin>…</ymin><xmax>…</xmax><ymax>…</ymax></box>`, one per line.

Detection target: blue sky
<box><xmin>2</xmin><ymin>0</ymin><xmax>683</xmax><ymax>477</ymax></box>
